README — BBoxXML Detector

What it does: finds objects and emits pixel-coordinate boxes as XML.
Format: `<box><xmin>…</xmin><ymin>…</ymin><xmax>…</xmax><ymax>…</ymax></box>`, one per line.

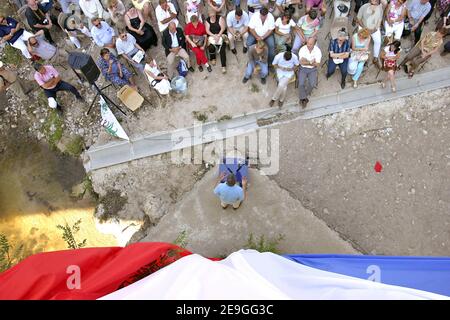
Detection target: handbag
<box><xmin>190</xmin><ymin>35</ymin><xmax>205</xmax><ymax>47</ymax></box>
<box><xmin>332</xmin><ymin>58</ymin><xmax>344</xmax><ymax>64</ymax></box>
<box><xmin>150</xmin><ymin>73</ymin><xmax>165</xmax><ymax>87</ymax></box>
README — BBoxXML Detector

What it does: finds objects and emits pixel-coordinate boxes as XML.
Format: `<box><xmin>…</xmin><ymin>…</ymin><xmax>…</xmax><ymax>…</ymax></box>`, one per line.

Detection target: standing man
<box><xmin>242</xmin><ymin>40</ymin><xmax>268</xmax><ymax>84</ymax></box>
<box><xmin>155</xmin><ymin>0</ymin><xmax>179</xmax><ymax>33</ymax></box>
<box><xmin>214</xmin><ymin>173</ymin><xmax>247</xmax><ymax>210</ymax></box>
<box><xmin>25</xmin><ymin>0</ymin><xmax>58</xmax><ymax>44</ymax></box>
<box><xmin>162</xmin><ymin>22</ymin><xmax>195</xmax><ymax>78</ymax></box>
<box><xmin>247</xmin><ymin>7</ymin><xmax>276</xmax><ymax>65</ymax></box>
<box><xmin>33</xmin><ymin>62</ymin><xmax>84</xmax><ymax>112</ymax></box>
<box><xmin>298</xmin><ymin>37</ymin><xmax>321</xmax><ymax>108</ymax></box>
<box><xmin>270</xmin><ymin>50</ymin><xmax>299</xmax><ymax>108</ymax></box>
<box><xmin>227</xmin><ymin>7</ymin><xmax>250</xmax><ymax>54</ymax></box>
<box><xmin>407</xmin><ymin>0</ymin><xmax>432</xmax><ymax>44</ymax></box>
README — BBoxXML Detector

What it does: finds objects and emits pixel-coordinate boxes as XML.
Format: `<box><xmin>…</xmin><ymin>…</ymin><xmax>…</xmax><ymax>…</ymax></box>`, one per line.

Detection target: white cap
<box><xmin>48</xmin><ymin>97</ymin><xmax>57</xmax><ymax>109</ymax></box>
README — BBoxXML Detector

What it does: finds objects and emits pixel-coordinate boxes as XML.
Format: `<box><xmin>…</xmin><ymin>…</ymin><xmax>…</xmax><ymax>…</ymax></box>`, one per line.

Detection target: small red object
<box><xmin>374</xmin><ymin>161</ymin><xmax>383</xmax><ymax>173</ymax></box>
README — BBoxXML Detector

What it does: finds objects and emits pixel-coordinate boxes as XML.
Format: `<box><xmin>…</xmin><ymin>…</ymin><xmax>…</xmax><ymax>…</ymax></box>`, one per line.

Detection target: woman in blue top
<box><xmin>347</xmin><ymin>28</ymin><xmax>370</xmax><ymax>88</ymax></box>
<box><xmin>97</xmin><ymin>48</ymin><xmax>136</xmax><ymax>88</ymax></box>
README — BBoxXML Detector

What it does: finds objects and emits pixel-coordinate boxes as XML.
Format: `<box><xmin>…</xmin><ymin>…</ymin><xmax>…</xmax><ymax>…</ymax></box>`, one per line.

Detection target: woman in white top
<box><xmin>79</xmin><ymin>0</ymin><xmax>111</xmax><ymax>28</ymax></box>
<box><xmin>274</xmin><ymin>13</ymin><xmax>296</xmax><ymax>52</ymax></box>
<box><xmin>384</xmin><ymin>0</ymin><xmax>407</xmax><ymax>41</ymax></box>
<box><xmin>107</xmin><ymin>0</ymin><xmax>126</xmax><ymax>28</ymax></box>
<box><xmin>185</xmin><ymin>0</ymin><xmax>203</xmax><ymax>23</ymax></box>
<box><xmin>144</xmin><ymin>56</ymin><xmax>171</xmax><ymax>95</ymax></box>
<box><xmin>380</xmin><ymin>40</ymin><xmax>401</xmax><ymax>92</ymax></box>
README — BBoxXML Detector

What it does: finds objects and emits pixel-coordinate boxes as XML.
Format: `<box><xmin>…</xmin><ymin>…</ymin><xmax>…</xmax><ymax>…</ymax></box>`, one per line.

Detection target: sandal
<box><xmin>408</xmin><ymin>72</ymin><xmax>414</xmax><ymax>79</ymax></box>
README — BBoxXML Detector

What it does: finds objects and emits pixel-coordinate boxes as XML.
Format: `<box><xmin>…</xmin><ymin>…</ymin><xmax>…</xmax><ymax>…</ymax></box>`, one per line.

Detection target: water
<box><xmin>0</xmin><ymin>136</ymin><xmax>117</xmax><ymax>267</ymax></box>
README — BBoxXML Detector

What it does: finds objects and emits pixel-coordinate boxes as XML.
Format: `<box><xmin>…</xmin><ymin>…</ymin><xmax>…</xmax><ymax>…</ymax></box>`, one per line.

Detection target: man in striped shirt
<box><xmin>326</xmin><ymin>29</ymin><xmax>350</xmax><ymax>89</ymax></box>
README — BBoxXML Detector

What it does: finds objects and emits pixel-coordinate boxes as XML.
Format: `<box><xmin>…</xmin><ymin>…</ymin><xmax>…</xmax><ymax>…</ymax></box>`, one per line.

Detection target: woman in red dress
<box><xmin>184</xmin><ymin>15</ymin><xmax>212</xmax><ymax>72</ymax></box>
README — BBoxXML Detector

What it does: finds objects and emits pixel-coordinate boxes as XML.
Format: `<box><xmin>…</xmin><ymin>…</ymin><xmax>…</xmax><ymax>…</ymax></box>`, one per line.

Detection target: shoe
<box><xmin>269</xmin><ymin>99</ymin><xmax>275</xmax><ymax>107</ymax></box>
<box><xmin>211</xmin><ymin>59</ymin><xmax>216</xmax><ymax>66</ymax></box>
<box><xmin>207</xmin><ymin>65</ymin><xmax>212</xmax><ymax>72</ymax></box>
<box><xmin>341</xmin><ymin>79</ymin><xmax>346</xmax><ymax>89</ymax></box>
<box><xmin>76</xmin><ymin>96</ymin><xmax>85</xmax><ymax>103</ymax></box>
<box><xmin>441</xmin><ymin>51</ymin><xmax>449</xmax><ymax>57</ymax></box>
<box><xmin>243</xmin><ymin>47</ymin><xmax>248</xmax><ymax>54</ymax></box>
<box><xmin>198</xmin><ymin>65</ymin><xmax>204</xmax><ymax>72</ymax></box>
<box><xmin>300</xmin><ymin>99</ymin><xmax>308</xmax><ymax>109</ymax></box>
<box><xmin>222</xmin><ymin>67</ymin><xmax>227</xmax><ymax>74</ymax></box>
<box><xmin>392</xmin><ymin>86</ymin><xmax>396</xmax><ymax>92</ymax></box>
<box><xmin>242</xmin><ymin>77</ymin><xmax>249</xmax><ymax>84</ymax></box>
<box><xmin>380</xmin><ymin>82</ymin><xmax>386</xmax><ymax>89</ymax></box>
<box><xmin>326</xmin><ymin>73</ymin><xmax>331</xmax><ymax>80</ymax></box>
<box><xmin>278</xmin><ymin>100</ymin><xmax>284</xmax><ymax>108</ymax></box>
<box><xmin>353</xmin><ymin>80</ymin><xmax>358</xmax><ymax>88</ymax></box>
<box><xmin>231</xmin><ymin>48</ymin><xmax>237</xmax><ymax>55</ymax></box>
<box><xmin>261</xmin><ymin>77</ymin><xmax>266</xmax><ymax>85</ymax></box>
<box><xmin>188</xmin><ymin>66</ymin><xmax>195</xmax><ymax>72</ymax></box>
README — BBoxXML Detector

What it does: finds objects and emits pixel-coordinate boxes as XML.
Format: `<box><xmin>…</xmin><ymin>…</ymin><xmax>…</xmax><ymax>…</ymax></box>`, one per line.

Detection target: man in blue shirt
<box><xmin>0</xmin><ymin>14</ymin><xmax>39</xmax><ymax>59</ymax></box>
<box><xmin>407</xmin><ymin>0</ymin><xmax>432</xmax><ymax>44</ymax></box>
<box><xmin>214</xmin><ymin>173</ymin><xmax>247</xmax><ymax>210</ymax></box>
<box><xmin>326</xmin><ymin>29</ymin><xmax>350</xmax><ymax>89</ymax></box>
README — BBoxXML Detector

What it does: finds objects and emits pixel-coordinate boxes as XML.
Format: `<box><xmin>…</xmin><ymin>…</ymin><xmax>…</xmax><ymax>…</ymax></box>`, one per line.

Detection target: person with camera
<box><xmin>227</xmin><ymin>7</ymin><xmax>250</xmax><ymax>54</ymax></box>
<box><xmin>25</xmin><ymin>0</ymin><xmax>59</xmax><ymax>44</ymax></box>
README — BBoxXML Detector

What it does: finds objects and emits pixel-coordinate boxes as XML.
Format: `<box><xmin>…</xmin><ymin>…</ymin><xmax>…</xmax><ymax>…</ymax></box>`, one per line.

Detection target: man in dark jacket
<box><xmin>162</xmin><ymin>22</ymin><xmax>194</xmax><ymax>78</ymax></box>
<box><xmin>25</xmin><ymin>0</ymin><xmax>59</xmax><ymax>44</ymax></box>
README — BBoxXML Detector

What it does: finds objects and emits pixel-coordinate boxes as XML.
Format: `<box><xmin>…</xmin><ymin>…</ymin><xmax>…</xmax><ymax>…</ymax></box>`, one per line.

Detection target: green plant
<box><xmin>192</xmin><ymin>111</ymin><xmax>208</xmax><ymax>123</ymax></box>
<box><xmin>56</xmin><ymin>219</ymin><xmax>87</xmax><ymax>250</ymax></box>
<box><xmin>0</xmin><ymin>234</ymin><xmax>24</xmax><ymax>272</ymax></box>
<box><xmin>217</xmin><ymin>115</ymin><xmax>232</xmax><ymax>122</ymax></box>
<box><xmin>244</xmin><ymin>233</ymin><xmax>285</xmax><ymax>254</ymax></box>
<box><xmin>65</xmin><ymin>135</ymin><xmax>84</xmax><ymax>156</ymax></box>
<box><xmin>251</xmin><ymin>83</ymin><xmax>260</xmax><ymax>93</ymax></box>
<box><xmin>1</xmin><ymin>44</ymin><xmax>23</xmax><ymax>66</ymax></box>
<box><xmin>173</xmin><ymin>230</ymin><xmax>189</xmax><ymax>248</ymax></box>
<box><xmin>82</xmin><ymin>175</ymin><xmax>98</xmax><ymax>200</ymax></box>
<box><xmin>42</xmin><ymin>109</ymin><xmax>63</xmax><ymax>149</ymax></box>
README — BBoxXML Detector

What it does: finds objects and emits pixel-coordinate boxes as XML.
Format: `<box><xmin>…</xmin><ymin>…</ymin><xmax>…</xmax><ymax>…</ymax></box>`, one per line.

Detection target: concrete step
<box><xmin>85</xmin><ymin>67</ymin><xmax>450</xmax><ymax>172</ymax></box>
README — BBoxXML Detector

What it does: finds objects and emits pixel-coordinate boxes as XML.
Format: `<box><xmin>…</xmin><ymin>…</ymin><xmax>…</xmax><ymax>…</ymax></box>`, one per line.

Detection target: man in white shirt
<box><xmin>116</xmin><ymin>29</ymin><xmax>145</xmax><ymax>72</ymax></box>
<box><xmin>247</xmin><ymin>7</ymin><xmax>276</xmax><ymax>65</ymax></box>
<box><xmin>270</xmin><ymin>50</ymin><xmax>299</xmax><ymax>108</ymax></box>
<box><xmin>90</xmin><ymin>17</ymin><xmax>117</xmax><ymax>54</ymax></box>
<box><xmin>298</xmin><ymin>37</ymin><xmax>321</xmax><ymax>108</ymax></box>
<box><xmin>227</xmin><ymin>8</ymin><xmax>250</xmax><ymax>54</ymax></box>
<box><xmin>79</xmin><ymin>0</ymin><xmax>110</xmax><ymax>29</ymax></box>
<box><xmin>155</xmin><ymin>0</ymin><xmax>179</xmax><ymax>33</ymax></box>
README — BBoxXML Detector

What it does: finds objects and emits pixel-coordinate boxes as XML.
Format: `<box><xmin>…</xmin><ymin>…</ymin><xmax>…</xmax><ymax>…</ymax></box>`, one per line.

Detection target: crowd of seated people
<box><xmin>0</xmin><ymin>0</ymin><xmax>449</xmax><ymax>111</ymax></box>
